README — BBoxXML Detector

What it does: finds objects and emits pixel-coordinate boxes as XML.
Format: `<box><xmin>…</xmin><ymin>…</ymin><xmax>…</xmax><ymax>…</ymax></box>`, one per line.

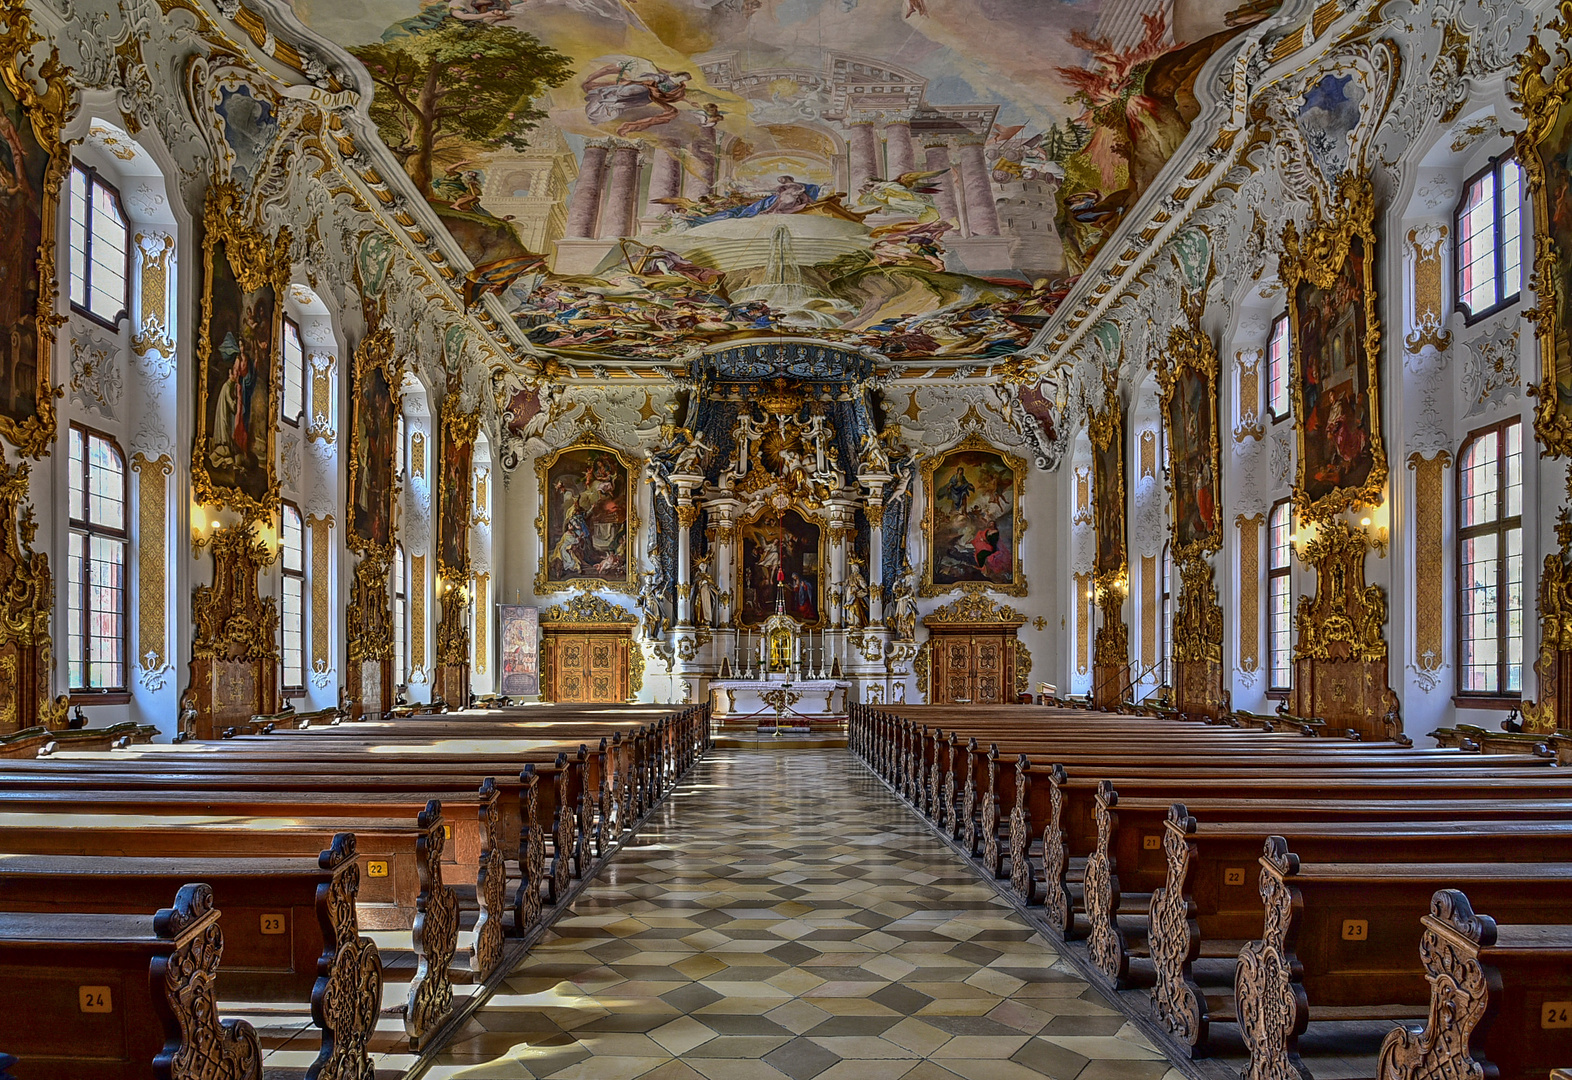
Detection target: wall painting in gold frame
<box><xmin>918</xmin><ymin>432</ymin><xmax>1027</xmax><ymax>598</ymax></box>
<box><xmin>533</xmin><ymin>430</ymin><xmax>640</xmax><ymax>596</ymax></box>
<box><xmin>1280</xmin><ymin>174</ymin><xmax>1387</xmax><ymax>522</ymax></box>
<box><xmin>192</xmin><ymin>182</ymin><xmax>290</xmax><ymax>522</ymax></box>
<box><xmin>1156</xmin><ymin>324</ymin><xmax>1223</xmax><ymax>563</ymax></box>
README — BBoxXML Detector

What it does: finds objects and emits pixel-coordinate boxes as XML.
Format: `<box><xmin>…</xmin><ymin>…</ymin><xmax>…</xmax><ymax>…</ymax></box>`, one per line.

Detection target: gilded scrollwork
<box><xmin>0</xmin><ymin>0</ymin><xmax>68</xmax><ymax>460</ymax></box>
<box><xmin>1513</xmin><ymin>10</ymin><xmax>1572</xmax><ymax>456</ymax></box>
<box><xmin>0</xmin><ymin>453</ymin><xmax>56</xmax><ymax>733</ymax></box>
<box><xmin>191</xmin><ymin>523</ymin><xmax>280</xmax><ymax>663</ymax></box>
<box><xmin>541</xmin><ymin>593</ymin><xmax>638</xmax><ymax>625</ymax></box>
<box><xmin>1173</xmin><ymin>556</ymin><xmax>1224</xmax><ymax>664</ymax></box>
<box><xmin>345</xmin><ymin>547</ymin><xmax>392</xmax><ymax>671</ymax></box>
<box><xmin>1293</xmin><ymin>521</ymin><xmax>1387</xmax><ymax>662</ymax></box>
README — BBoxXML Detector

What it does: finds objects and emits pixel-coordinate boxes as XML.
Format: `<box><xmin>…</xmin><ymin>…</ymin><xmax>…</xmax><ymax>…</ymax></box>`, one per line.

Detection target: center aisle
<box><xmin>425</xmin><ymin>749</ymin><xmax>1176</xmax><ymax>1080</ymax></box>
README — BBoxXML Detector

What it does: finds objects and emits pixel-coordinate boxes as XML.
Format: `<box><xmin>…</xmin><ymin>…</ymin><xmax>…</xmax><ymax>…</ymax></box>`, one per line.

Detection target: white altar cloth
<box><xmin>710</xmin><ymin>678</ymin><xmax>848</xmax><ymax>722</ymax></box>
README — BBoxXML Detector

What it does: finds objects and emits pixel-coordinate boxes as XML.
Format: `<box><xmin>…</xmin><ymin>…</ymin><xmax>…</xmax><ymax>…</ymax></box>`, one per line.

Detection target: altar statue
<box><xmin>892</xmin><ymin>563</ymin><xmax>919</xmax><ymax>641</ymax></box>
<box><xmin>693</xmin><ymin>552</ymin><xmax>719</xmax><ymax>627</ymax></box>
<box><xmin>842</xmin><ymin>556</ymin><xmax>870</xmax><ymax>629</ymax></box>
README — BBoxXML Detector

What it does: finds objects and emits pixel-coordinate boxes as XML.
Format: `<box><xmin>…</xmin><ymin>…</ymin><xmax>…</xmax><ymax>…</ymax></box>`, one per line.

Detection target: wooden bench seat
<box><xmin>1235</xmin><ymin>845</ymin><xmax>1572</xmax><ymax>1080</ymax></box>
<box><xmin>0</xmin><ymin>804</ymin><xmax>457</xmax><ymax>1048</ymax></box>
<box><xmin>1376</xmin><ymin>893</ymin><xmax>1572</xmax><ymax>1080</ymax></box>
<box><xmin>1143</xmin><ymin>810</ymin><xmax>1572</xmax><ymax>1052</ymax></box>
<box><xmin>0</xmin><ymin>883</ymin><xmax>260</xmax><ymax>1080</ymax></box>
<box><xmin>0</xmin><ymin>835</ymin><xmax>377</xmax><ymax>1080</ymax></box>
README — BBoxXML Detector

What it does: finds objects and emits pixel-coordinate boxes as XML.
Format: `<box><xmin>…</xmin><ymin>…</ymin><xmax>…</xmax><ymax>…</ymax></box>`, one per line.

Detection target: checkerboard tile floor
<box><xmin>424</xmin><ymin>750</ymin><xmax>1180</xmax><ymax>1080</ymax></box>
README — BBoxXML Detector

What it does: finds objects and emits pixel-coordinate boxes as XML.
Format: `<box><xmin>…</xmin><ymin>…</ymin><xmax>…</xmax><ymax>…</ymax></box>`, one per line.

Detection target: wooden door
<box><xmin>586</xmin><ymin>635</ymin><xmax>620</xmax><ymax>702</ymax></box>
<box><xmin>971</xmin><ymin>635</ymin><xmax>1007</xmax><ymax>705</ymax></box>
<box><xmin>545</xmin><ymin>632</ymin><xmax>629</xmax><ymax>703</ymax></box>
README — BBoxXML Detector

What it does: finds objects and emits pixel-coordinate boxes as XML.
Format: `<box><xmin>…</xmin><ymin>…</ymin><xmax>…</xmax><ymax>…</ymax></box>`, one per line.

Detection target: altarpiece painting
<box><xmin>919</xmin><ymin>435</ymin><xmax>1026</xmax><ymax>597</ymax></box>
<box><xmin>739</xmin><ymin>509</ymin><xmax>823</xmax><ymax>627</ymax></box>
<box><xmin>534</xmin><ymin>435</ymin><xmax>639</xmax><ymax>595</ymax></box>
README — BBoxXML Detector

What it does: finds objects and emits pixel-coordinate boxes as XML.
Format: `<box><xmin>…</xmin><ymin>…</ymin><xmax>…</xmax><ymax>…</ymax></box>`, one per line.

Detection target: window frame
<box><xmin>1455</xmin><ymin>418</ymin><xmax>1524</xmax><ymax>700</ymax></box>
<box><xmin>67</xmin><ymin>162</ymin><xmax>131</xmax><ymax>331</ymax></box>
<box><xmin>1265</xmin><ymin>312</ymin><xmax>1291</xmax><ymax>424</ymax></box>
<box><xmin>1266</xmin><ymin>498</ymin><xmax>1294</xmax><ymax>694</ymax></box>
<box><xmin>66</xmin><ymin>422</ymin><xmax>130</xmax><ymax>698</ymax></box>
<box><xmin>280</xmin><ymin>501</ymin><xmax>306</xmax><ymax>696</ymax></box>
<box><xmin>1159</xmin><ymin>541</ymin><xmax>1173</xmax><ymax>689</ymax></box>
<box><xmin>280</xmin><ymin>315</ymin><xmax>305</xmax><ymax>427</ymax></box>
<box><xmin>393</xmin><ymin>542</ymin><xmax>407</xmax><ymax>688</ymax></box>
<box><xmin>1455</xmin><ymin>155</ymin><xmax>1525</xmax><ymax>326</ymax></box>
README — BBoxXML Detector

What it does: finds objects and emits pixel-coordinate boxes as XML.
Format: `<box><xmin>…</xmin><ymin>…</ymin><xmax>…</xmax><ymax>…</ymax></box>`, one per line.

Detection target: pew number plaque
<box><xmin>1224</xmin><ymin>868</ymin><xmax>1246</xmax><ymax>886</ymax></box>
<box><xmin>1544</xmin><ymin>1002</ymin><xmax>1572</xmax><ymax>1029</ymax></box>
<box><xmin>1341</xmin><ymin>919</ymin><xmax>1368</xmax><ymax>941</ymax></box>
<box><xmin>367</xmin><ymin>860</ymin><xmax>389</xmax><ymax>877</ymax></box>
<box><xmin>261</xmin><ymin>914</ymin><xmax>286</xmax><ymax>935</ymax></box>
<box><xmin>1142</xmin><ymin>835</ymin><xmax>1161</xmax><ymax>850</ymax></box>
<box><xmin>79</xmin><ymin>986</ymin><xmax>112</xmax><ymax>1013</ymax></box>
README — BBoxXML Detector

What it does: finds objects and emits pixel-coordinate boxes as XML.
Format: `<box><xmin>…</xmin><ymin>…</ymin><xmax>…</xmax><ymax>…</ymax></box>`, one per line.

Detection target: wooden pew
<box><xmin>0</xmin><ymin>803</ymin><xmax>457</xmax><ymax>1049</ymax></box>
<box><xmin>0</xmin><ymin>834</ymin><xmax>378</xmax><ymax>1080</ymax></box>
<box><xmin>0</xmin><ymin>883</ymin><xmax>261</xmax><ymax>1080</ymax></box>
<box><xmin>1377</xmin><ymin>889</ymin><xmax>1572</xmax><ymax>1080</ymax></box>
<box><xmin>0</xmin><ymin>721</ymin><xmax>158</xmax><ymax>760</ymax></box>
<box><xmin>1234</xmin><ymin>841</ymin><xmax>1572</xmax><ymax>1080</ymax></box>
<box><xmin>1145</xmin><ymin>808</ymin><xmax>1572</xmax><ymax>1053</ymax></box>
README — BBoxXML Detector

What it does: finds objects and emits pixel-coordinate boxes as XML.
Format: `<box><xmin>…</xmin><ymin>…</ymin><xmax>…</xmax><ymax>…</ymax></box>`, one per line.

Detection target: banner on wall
<box><xmin>498</xmin><ymin>605</ymin><xmax>539</xmax><ymax>696</ymax></box>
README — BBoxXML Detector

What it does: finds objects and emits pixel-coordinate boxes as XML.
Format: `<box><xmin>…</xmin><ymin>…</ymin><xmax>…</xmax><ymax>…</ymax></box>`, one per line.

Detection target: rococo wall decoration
<box><xmin>0</xmin><ymin>3</ymin><xmax>66</xmax><ymax>460</ymax></box>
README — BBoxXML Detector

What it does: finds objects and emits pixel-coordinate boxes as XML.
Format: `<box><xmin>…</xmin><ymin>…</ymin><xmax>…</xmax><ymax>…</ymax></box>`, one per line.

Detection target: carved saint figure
<box><xmin>842</xmin><ymin>557</ymin><xmax>870</xmax><ymax>629</ymax></box>
<box><xmin>891</xmin><ymin>563</ymin><xmax>919</xmax><ymax>642</ymax></box>
<box><xmin>693</xmin><ymin>552</ymin><xmax>719</xmax><ymax>627</ymax></box>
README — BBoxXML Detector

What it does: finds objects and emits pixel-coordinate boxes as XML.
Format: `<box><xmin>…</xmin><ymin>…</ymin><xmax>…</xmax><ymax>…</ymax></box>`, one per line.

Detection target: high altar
<box><xmin>630</xmin><ymin>341</ymin><xmax>923</xmax><ymax>720</ymax></box>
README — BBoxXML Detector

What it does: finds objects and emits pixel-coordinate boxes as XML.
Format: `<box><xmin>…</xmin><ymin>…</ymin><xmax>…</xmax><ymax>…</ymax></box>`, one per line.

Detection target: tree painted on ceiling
<box><xmin>350</xmin><ymin>23</ymin><xmax>573</xmax><ymax>204</ymax></box>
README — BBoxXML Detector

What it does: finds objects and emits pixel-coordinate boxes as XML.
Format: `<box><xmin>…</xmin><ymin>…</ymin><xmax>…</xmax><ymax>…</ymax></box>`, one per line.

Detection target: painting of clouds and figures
<box><xmin>538</xmin><ymin>442</ymin><xmax>636</xmax><ymax>593</ymax></box>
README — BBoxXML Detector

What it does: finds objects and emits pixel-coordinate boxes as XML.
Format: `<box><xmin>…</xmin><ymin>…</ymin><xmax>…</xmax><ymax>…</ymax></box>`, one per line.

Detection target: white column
<box><xmin>827</xmin><ymin>500</ymin><xmax>856</xmax><ymax>629</ymax></box>
<box><xmin>860</xmin><ymin>475</ymin><xmax>891</xmax><ymax>626</ymax></box>
<box><xmin>672</xmin><ymin>474</ymin><xmax>703</xmax><ymax>628</ymax></box>
<box><xmin>847</xmin><ymin>121</ymin><xmax>880</xmax><ymax>194</ymax></box>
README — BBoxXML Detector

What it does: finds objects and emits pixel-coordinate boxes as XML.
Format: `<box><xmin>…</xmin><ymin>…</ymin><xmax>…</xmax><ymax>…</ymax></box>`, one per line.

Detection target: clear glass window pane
<box><xmin>282</xmin><ymin>319</ymin><xmax>304</xmax><ymax>422</ymax></box>
<box><xmin>68</xmin><ymin>426</ymin><xmax>85</xmax><ymax>523</ymax></box>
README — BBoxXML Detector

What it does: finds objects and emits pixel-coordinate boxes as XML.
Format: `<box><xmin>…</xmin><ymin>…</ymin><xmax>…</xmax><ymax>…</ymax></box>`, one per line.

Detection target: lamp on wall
<box><xmin>1359</xmin><ymin>512</ymin><xmax>1389</xmax><ymax>558</ymax></box>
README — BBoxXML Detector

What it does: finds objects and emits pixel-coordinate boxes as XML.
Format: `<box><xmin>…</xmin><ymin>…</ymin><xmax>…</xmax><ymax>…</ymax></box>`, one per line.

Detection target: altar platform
<box><xmin>710</xmin><ymin>677</ymin><xmax>848</xmax><ymax>733</ymax></box>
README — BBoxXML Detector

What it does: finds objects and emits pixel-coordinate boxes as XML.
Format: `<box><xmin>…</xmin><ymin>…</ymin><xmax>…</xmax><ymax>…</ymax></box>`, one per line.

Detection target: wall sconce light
<box><xmin>1360</xmin><ymin>515</ymin><xmax>1390</xmax><ymax>558</ymax></box>
<box><xmin>191</xmin><ymin>507</ymin><xmax>211</xmax><ymax>559</ymax></box>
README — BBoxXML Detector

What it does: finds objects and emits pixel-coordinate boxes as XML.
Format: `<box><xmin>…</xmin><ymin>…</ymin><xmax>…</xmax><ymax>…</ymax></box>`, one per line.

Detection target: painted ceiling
<box><xmin>290</xmin><ymin>0</ymin><xmax>1278</xmax><ymax>362</ymax></box>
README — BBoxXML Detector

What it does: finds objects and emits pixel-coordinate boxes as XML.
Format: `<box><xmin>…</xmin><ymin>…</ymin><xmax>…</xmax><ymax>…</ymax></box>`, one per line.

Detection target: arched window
<box><xmin>67</xmin><ymin>163</ymin><xmax>129</xmax><ymax>328</ymax></box>
<box><xmin>281</xmin><ymin>503</ymin><xmax>305</xmax><ymax>694</ymax></box>
<box><xmin>67</xmin><ymin>424</ymin><xmax>127</xmax><ymax>693</ymax></box>
<box><xmin>393</xmin><ymin>543</ymin><xmax>407</xmax><ymax>687</ymax></box>
<box><xmin>281</xmin><ymin>315</ymin><xmax>304</xmax><ymax>426</ymax></box>
<box><xmin>1456</xmin><ymin>157</ymin><xmax>1524</xmax><ymax>322</ymax></box>
<box><xmin>1266</xmin><ymin>312</ymin><xmax>1290</xmax><ymax>422</ymax></box>
<box><xmin>1160</xmin><ymin>542</ymin><xmax>1173</xmax><ymax>687</ymax></box>
<box><xmin>1267</xmin><ymin>499</ymin><xmax>1293</xmax><ymax>692</ymax></box>
<box><xmin>1457</xmin><ymin>419</ymin><xmax>1523</xmax><ymax>696</ymax></box>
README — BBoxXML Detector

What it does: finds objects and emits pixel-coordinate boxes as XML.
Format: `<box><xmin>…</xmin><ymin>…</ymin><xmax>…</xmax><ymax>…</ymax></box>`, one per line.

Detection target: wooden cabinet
<box><xmin>930</xmin><ymin>631</ymin><xmax>1018</xmax><ymax>705</ymax></box>
<box><xmin>542</xmin><ymin>631</ymin><xmax>631</xmax><ymax>703</ymax></box>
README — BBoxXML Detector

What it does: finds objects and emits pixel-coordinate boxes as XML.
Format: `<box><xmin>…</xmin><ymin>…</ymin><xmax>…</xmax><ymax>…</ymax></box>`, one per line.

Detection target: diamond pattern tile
<box><xmin>425</xmin><ymin>750</ymin><xmax>1167</xmax><ymax>1079</ymax></box>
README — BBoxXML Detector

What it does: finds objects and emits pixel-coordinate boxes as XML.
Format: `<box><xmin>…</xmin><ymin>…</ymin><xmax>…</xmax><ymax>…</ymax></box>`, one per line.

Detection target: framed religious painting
<box><xmin>534</xmin><ymin>432</ymin><xmax>640</xmax><ymax>595</ymax></box>
<box><xmin>1514</xmin><ymin>38</ymin><xmax>1572</xmax><ymax>455</ymax></box>
<box><xmin>1090</xmin><ymin>395</ymin><xmax>1126</xmax><ymax>580</ymax></box>
<box><xmin>347</xmin><ymin>328</ymin><xmax>401</xmax><ymax>553</ymax></box>
<box><xmin>437</xmin><ymin>396</ymin><xmax>479</xmax><ymax>581</ymax></box>
<box><xmin>737</xmin><ymin>508</ymin><xmax>824</xmax><ymax>627</ymax></box>
<box><xmin>1157</xmin><ymin>325</ymin><xmax>1223</xmax><ymax>562</ymax></box>
<box><xmin>919</xmin><ymin>434</ymin><xmax>1027</xmax><ymax>597</ymax></box>
<box><xmin>193</xmin><ymin>183</ymin><xmax>290</xmax><ymax>521</ymax></box>
<box><xmin>1280</xmin><ymin>174</ymin><xmax>1387</xmax><ymax>521</ymax></box>
<box><xmin>0</xmin><ymin>19</ymin><xmax>67</xmax><ymax>459</ymax></box>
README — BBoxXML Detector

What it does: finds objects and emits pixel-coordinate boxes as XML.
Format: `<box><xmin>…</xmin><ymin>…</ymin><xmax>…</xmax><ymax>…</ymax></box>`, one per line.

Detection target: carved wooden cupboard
<box><xmin>538</xmin><ymin>595</ymin><xmax>641</xmax><ymax>703</ymax></box>
<box><xmin>917</xmin><ymin>594</ymin><xmax>1028</xmax><ymax>705</ymax></box>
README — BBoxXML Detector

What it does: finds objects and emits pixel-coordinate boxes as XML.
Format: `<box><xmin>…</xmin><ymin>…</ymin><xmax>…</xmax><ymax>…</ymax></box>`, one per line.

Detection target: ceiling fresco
<box><xmin>292</xmin><ymin>0</ymin><xmax>1279</xmax><ymax>361</ymax></box>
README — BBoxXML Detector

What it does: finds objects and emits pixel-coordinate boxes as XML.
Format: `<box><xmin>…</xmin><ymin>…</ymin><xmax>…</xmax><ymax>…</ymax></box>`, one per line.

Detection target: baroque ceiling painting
<box><xmin>293</xmin><ymin>0</ymin><xmax>1278</xmax><ymax>362</ymax></box>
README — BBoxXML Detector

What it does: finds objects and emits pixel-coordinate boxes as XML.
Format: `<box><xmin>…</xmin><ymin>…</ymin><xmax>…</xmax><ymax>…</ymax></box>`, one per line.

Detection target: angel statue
<box><xmin>858</xmin><ymin>429</ymin><xmax>891</xmax><ymax>474</ymax></box>
<box><xmin>891</xmin><ymin>563</ymin><xmax>919</xmax><ymax>642</ymax></box>
<box><xmin>842</xmin><ymin>557</ymin><xmax>870</xmax><ymax>630</ymax></box>
<box><xmin>672</xmin><ymin>428</ymin><xmax>714</xmax><ymax>475</ymax></box>
<box><xmin>693</xmin><ymin>552</ymin><xmax>720</xmax><ymax>628</ymax></box>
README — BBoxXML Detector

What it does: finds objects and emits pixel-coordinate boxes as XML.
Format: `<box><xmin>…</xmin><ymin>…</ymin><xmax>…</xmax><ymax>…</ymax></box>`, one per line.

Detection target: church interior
<box><xmin>4</xmin><ymin>0</ymin><xmax>1572</xmax><ymax>1076</ymax></box>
